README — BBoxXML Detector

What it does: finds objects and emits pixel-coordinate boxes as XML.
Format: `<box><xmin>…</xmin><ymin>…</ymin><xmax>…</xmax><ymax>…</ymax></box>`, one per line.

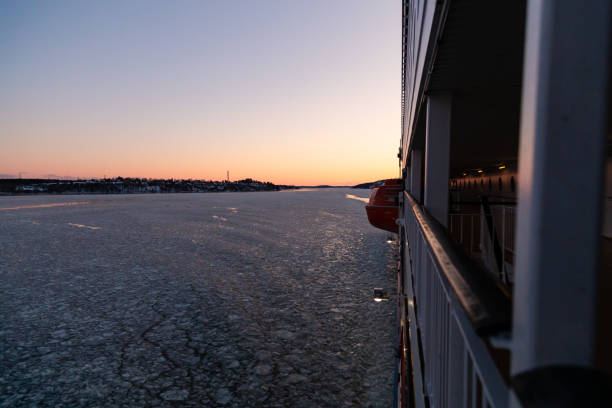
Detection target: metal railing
<box><xmin>401</xmin><ymin>192</ymin><xmax>511</xmax><ymax>408</ymax></box>
<box><xmin>448</xmin><ymin>204</ymin><xmax>516</xmax><ymax>285</ymax></box>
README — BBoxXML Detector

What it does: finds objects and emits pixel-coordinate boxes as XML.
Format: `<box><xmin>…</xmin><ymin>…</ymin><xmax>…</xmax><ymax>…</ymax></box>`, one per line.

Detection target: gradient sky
<box><xmin>0</xmin><ymin>0</ymin><xmax>400</xmax><ymax>185</ymax></box>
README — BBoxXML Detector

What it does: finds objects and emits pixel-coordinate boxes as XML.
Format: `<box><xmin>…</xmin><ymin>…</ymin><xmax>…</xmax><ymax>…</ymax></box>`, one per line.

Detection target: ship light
<box><xmin>477</xmin><ymin>169</ymin><xmax>483</xmax><ymax>173</ymax></box>
<box><xmin>498</xmin><ymin>165</ymin><xmax>506</xmax><ymax>170</ymax></box>
<box><xmin>373</xmin><ymin>288</ymin><xmax>389</xmax><ymax>302</ymax></box>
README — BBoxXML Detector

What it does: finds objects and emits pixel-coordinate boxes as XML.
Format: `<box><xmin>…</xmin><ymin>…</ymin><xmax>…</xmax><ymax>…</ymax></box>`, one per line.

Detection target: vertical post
<box><xmin>512</xmin><ymin>0</ymin><xmax>611</xmax><ymax>379</ymax></box>
<box><xmin>405</xmin><ymin>164</ymin><xmax>412</xmax><ymax>193</ymax></box>
<box><xmin>424</xmin><ymin>94</ymin><xmax>452</xmax><ymax>227</ymax></box>
<box><xmin>410</xmin><ymin>150</ymin><xmax>423</xmax><ymax>202</ymax></box>
<box><xmin>502</xmin><ymin>206</ymin><xmax>506</xmax><ymax>283</ymax></box>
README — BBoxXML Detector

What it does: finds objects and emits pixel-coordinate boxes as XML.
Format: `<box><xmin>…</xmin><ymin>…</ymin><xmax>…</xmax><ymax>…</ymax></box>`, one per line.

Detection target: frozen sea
<box><xmin>0</xmin><ymin>189</ymin><xmax>397</xmax><ymax>407</ymax></box>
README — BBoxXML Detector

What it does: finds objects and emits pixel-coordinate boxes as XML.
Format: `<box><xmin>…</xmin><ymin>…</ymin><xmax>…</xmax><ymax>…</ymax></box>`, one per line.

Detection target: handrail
<box><xmin>449</xmin><ymin>201</ymin><xmax>517</xmax><ymax>206</ymax></box>
<box><xmin>404</xmin><ymin>192</ymin><xmax>511</xmax><ymax>335</ymax></box>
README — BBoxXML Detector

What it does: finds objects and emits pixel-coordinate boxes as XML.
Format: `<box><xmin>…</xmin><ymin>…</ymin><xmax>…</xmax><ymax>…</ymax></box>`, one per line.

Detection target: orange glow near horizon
<box><xmin>0</xmin><ymin>82</ymin><xmax>400</xmax><ymax>185</ymax></box>
<box><xmin>0</xmin><ymin>139</ymin><xmax>398</xmax><ymax>186</ymax></box>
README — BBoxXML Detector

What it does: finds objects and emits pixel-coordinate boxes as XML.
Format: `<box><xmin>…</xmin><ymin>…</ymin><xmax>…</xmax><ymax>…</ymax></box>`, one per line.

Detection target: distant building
<box><xmin>16</xmin><ymin>185</ymin><xmax>46</xmax><ymax>192</ymax></box>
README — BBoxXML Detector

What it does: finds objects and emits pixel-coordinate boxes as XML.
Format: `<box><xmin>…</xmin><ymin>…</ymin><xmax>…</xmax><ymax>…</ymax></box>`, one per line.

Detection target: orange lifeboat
<box><xmin>365</xmin><ymin>179</ymin><xmax>402</xmax><ymax>233</ymax></box>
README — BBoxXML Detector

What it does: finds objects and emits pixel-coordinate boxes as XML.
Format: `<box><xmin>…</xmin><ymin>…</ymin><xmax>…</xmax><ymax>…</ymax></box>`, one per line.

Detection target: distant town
<box><xmin>0</xmin><ymin>177</ymin><xmax>298</xmax><ymax>195</ymax></box>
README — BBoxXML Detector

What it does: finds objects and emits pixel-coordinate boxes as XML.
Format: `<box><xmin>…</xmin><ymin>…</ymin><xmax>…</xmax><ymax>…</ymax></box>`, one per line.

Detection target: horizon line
<box><xmin>0</xmin><ymin>175</ymin><xmax>380</xmax><ymax>186</ymax></box>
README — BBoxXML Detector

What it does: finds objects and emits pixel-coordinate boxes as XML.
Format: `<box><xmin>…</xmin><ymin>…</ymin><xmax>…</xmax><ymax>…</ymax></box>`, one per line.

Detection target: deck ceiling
<box><xmin>424</xmin><ymin>0</ymin><xmax>527</xmax><ymax>175</ymax></box>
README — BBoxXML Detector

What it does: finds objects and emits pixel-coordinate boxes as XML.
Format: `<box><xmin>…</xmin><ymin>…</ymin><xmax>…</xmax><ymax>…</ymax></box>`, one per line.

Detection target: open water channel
<box><xmin>0</xmin><ymin>189</ymin><xmax>396</xmax><ymax>407</ymax></box>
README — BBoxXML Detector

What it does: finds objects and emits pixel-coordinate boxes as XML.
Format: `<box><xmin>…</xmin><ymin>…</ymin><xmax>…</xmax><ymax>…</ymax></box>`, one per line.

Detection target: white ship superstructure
<box><xmin>394</xmin><ymin>1</ymin><xmax>612</xmax><ymax>407</ymax></box>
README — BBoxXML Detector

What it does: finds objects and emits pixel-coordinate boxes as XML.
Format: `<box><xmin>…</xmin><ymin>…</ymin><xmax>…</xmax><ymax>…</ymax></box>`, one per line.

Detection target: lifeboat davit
<box><xmin>365</xmin><ymin>179</ymin><xmax>402</xmax><ymax>233</ymax></box>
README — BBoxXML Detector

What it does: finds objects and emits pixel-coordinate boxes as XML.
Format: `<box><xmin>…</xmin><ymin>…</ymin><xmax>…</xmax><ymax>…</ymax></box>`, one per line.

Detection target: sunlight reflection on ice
<box><xmin>68</xmin><ymin>223</ymin><xmax>101</xmax><ymax>230</ymax></box>
<box><xmin>345</xmin><ymin>194</ymin><xmax>369</xmax><ymax>204</ymax></box>
<box><xmin>0</xmin><ymin>201</ymin><xmax>89</xmax><ymax>211</ymax></box>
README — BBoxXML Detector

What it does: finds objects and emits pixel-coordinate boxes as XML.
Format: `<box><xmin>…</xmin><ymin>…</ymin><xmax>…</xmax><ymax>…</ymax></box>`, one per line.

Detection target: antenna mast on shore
<box><xmin>227</xmin><ymin>171</ymin><xmax>229</xmax><ymax>182</ymax></box>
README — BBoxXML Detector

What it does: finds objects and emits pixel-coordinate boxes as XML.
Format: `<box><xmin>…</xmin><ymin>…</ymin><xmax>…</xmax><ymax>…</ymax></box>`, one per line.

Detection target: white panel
<box><xmin>402</xmin><ymin>0</ymin><xmax>441</xmax><ymax>160</ymax></box>
<box><xmin>424</xmin><ymin>94</ymin><xmax>451</xmax><ymax>227</ymax></box>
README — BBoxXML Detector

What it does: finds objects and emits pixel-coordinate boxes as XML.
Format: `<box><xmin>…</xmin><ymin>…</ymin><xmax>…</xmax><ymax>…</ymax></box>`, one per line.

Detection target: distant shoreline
<box><xmin>0</xmin><ymin>178</ymin><xmax>297</xmax><ymax>195</ymax></box>
<box><xmin>0</xmin><ymin>178</ymin><xmax>378</xmax><ymax>196</ymax></box>
<box><xmin>0</xmin><ymin>178</ymin><xmax>376</xmax><ymax>196</ymax></box>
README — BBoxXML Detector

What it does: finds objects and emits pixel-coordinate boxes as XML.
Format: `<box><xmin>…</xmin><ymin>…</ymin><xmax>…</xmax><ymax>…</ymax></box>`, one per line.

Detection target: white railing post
<box><xmin>512</xmin><ymin>0</ymin><xmax>611</xmax><ymax>390</ymax></box>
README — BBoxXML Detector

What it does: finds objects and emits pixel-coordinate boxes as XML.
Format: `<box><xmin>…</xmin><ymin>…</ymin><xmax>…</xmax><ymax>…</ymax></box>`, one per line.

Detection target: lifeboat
<box><xmin>365</xmin><ymin>179</ymin><xmax>402</xmax><ymax>233</ymax></box>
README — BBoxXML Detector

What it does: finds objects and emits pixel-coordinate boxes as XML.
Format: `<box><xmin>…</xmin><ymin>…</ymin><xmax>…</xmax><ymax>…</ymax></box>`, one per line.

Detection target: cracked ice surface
<box><xmin>0</xmin><ymin>189</ymin><xmax>396</xmax><ymax>407</ymax></box>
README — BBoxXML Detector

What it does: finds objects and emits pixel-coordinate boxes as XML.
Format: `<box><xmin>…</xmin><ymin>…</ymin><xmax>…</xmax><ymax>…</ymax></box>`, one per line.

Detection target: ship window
<box><xmin>510</xmin><ymin>176</ymin><xmax>516</xmax><ymax>193</ymax></box>
<box><xmin>489</xmin><ymin>179</ymin><xmax>492</xmax><ymax>190</ymax></box>
<box><xmin>480</xmin><ymin>180</ymin><xmax>484</xmax><ymax>189</ymax></box>
<box><xmin>498</xmin><ymin>177</ymin><xmax>503</xmax><ymax>191</ymax></box>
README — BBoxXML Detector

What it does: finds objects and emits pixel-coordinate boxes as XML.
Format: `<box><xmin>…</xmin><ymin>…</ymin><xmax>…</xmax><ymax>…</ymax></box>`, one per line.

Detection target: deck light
<box><xmin>477</xmin><ymin>169</ymin><xmax>483</xmax><ymax>173</ymax></box>
<box><xmin>498</xmin><ymin>165</ymin><xmax>506</xmax><ymax>170</ymax></box>
<box><xmin>372</xmin><ymin>289</ymin><xmax>409</xmax><ymax>303</ymax></box>
<box><xmin>373</xmin><ymin>288</ymin><xmax>389</xmax><ymax>302</ymax></box>
<box><xmin>462</xmin><ymin>172</ymin><xmax>467</xmax><ymax>176</ymax></box>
